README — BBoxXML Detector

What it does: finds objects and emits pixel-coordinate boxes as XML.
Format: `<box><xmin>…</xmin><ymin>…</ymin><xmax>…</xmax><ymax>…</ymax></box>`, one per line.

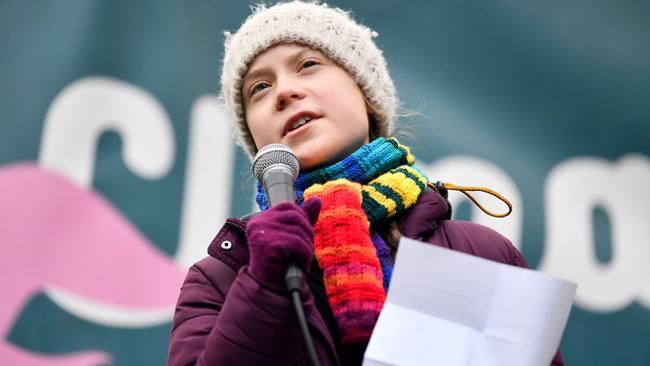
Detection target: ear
<box><xmin>365</xmin><ymin>99</ymin><xmax>378</xmax><ymax>116</ymax></box>
<box><xmin>367</xmin><ymin>112</ymin><xmax>380</xmax><ymax>141</ymax></box>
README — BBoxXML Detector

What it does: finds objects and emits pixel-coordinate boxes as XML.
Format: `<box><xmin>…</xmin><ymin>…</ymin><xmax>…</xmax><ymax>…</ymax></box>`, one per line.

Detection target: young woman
<box><xmin>167</xmin><ymin>2</ymin><xmax>564</xmax><ymax>365</ymax></box>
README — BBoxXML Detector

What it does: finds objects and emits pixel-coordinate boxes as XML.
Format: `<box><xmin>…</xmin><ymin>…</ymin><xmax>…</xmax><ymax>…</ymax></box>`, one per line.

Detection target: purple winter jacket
<box><xmin>167</xmin><ymin>189</ymin><xmax>565</xmax><ymax>365</ymax></box>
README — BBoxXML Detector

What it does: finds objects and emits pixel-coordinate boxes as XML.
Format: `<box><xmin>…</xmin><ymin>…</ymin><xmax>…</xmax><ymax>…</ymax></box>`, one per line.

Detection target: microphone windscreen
<box><xmin>252</xmin><ymin>143</ymin><xmax>300</xmax><ymax>181</ymax></box>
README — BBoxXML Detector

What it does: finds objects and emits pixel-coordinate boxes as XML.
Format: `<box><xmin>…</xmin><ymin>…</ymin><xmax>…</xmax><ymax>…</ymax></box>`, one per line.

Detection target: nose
<box><xmin>275</xmin><ymin>78</ymin><xmax>306</xmax><ymax>110</ymax></box>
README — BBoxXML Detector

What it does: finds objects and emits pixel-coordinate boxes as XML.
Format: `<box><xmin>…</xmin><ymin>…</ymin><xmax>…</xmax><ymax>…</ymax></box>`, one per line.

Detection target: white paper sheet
<box><xmin>363</xmin><ymin>237</ymin><xmax>576</xmax><ymax>366</ymax></box>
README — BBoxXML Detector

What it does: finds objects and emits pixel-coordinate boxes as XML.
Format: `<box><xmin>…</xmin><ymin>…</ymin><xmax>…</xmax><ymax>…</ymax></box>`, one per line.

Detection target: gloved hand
<box><xmin>246</xmin><ymin>198</ymin><xmax>322</xmax><ymax>288</ymax></box>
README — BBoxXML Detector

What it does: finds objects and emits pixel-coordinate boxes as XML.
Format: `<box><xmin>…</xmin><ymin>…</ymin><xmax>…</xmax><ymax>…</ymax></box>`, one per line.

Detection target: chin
<box><xmin>300</xmin><ymin>153</ymin><xmax>347</xmax><ymax>172</ymax></box>
<box><xmin>296</xmin><ymin>150</ymin><xmax>333</xmax><ymax>172</ymax></box>
<box><xmin>297</xmin><ymin>156</ymin><xmax>323</xmax><ymax>172</ymax></box>
<box><xmin>292</xmin><ymin>135</ymin><xmax>368</xmax><ymax>172</ymax></box>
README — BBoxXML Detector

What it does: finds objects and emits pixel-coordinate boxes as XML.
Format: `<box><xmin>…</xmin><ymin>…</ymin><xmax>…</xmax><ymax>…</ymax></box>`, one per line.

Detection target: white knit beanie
<box><xmin>220</xmin><ymin>0</ymin><xmax>398</xmax><ymax>160</ymax></box>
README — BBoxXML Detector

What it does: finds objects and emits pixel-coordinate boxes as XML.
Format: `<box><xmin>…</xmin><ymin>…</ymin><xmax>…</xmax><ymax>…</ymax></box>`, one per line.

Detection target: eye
<box><xmin>250</xmin><ymin>82</ymin><xmax>270</xmax><ymax>96</ymax></box>
<box><xmin>300</xmin><ymin>59</ymin><xmax>319</xmax><ymax>70</ymax></box>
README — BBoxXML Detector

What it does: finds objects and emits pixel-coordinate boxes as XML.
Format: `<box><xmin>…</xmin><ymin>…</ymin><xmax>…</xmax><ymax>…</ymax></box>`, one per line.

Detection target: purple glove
<box><xmin>246</xmin><ymin>198</ymin><xmax>322</xmax><ymax>288</ymax></box>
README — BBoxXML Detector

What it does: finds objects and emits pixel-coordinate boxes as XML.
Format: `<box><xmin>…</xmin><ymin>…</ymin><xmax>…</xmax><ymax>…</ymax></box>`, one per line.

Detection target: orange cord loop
<box><xmin>430</xmin><ymin>181</ymin><xmax>513</xmax><ymax>218</ymax></box>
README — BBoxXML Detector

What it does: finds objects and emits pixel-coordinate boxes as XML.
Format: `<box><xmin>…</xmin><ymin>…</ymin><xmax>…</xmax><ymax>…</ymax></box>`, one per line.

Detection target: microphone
<box><xmin>253</xmin><ymin>144</ymin><xmax>322</xmax><ymax>366</ymax></box>
<box><xmin>253</xmin><ymin>143</ymin><xmax>300</xmax><ymax>207</ymax></box>
<box><xmin>252</xmin><ymin>144</ymin><xmax>303</xmax><ymax>291</ymax></box>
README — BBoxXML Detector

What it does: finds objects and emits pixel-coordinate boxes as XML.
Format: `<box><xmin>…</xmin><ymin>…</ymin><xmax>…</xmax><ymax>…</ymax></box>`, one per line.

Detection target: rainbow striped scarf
<box><xmin>256</xmin><ymin>137</ymin><xmax>428</xmax><ymax>344</ymax></box>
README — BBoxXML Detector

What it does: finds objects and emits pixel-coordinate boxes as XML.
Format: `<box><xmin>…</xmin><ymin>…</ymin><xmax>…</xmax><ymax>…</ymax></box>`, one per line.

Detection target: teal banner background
<box><xmin>1</xmin><ymin>1</ymin><xmax>648</xmax><ymax>365</ymax></box>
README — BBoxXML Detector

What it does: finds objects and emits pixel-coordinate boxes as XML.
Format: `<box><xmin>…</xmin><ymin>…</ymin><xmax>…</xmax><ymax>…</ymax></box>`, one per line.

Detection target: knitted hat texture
<box><xmin>220</xmin><ymin>1</ymin><xmax>398</xmax><ymax>159</ymax></box>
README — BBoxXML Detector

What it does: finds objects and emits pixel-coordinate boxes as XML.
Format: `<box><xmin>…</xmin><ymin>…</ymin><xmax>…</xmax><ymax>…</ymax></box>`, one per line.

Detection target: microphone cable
<box><xmin>286</xmin><ymin>264</ymin><xmax>322</xmax><ymax>366</ymax></box>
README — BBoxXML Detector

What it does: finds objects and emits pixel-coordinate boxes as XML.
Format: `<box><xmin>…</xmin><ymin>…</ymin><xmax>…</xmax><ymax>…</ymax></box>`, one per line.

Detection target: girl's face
<box><xmin>242</xmin><ymin>43</ymin><xmax>370</xmax><ymax>171</ymax></box>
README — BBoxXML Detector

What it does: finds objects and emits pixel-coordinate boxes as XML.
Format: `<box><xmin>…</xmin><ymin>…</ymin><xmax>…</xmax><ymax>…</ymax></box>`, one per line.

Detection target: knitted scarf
<box><xmin>255</xmin><ymin>137</ymin><xmax>428</xmax><ymax>344</ymax></box>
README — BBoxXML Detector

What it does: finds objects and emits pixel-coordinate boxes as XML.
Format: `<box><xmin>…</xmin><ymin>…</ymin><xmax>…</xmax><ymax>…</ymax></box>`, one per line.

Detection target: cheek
<box><xmin>336</xmin><ymin>93</ymin><xmax>370</xmax><ymax>135</ymax></box>
<box><xmin>245</xmin><ymin>109</ymin><xmax>271</xmax><ymax>148</ymax></box>
<box><xmin>321</xmin><ymin>84</ymin><xmax>367</xmax><ymax>121</ymax></box>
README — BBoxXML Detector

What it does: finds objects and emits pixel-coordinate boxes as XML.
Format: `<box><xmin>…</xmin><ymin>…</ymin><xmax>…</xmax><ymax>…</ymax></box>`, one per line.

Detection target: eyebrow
<box><xmin>243</xmin><ymin>48</ymin><xmax>315</xmax><ymax>87</ymax></box>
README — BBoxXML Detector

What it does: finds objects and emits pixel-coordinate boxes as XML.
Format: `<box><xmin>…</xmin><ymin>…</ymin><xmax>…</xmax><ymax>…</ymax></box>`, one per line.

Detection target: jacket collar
<box><xmin>208</xmin><ymin>188</ymin><xmax>451</xmax><ymax>266</ymax></box>
<box><xmin>396</xmin><ymin>188</ymin><xmax>450</xmax><ymax>240</ymax></box>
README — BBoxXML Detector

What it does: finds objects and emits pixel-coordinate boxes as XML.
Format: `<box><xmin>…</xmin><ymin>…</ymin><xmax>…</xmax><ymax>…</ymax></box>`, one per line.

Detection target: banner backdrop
<box><xmin>1</xmin><ymin>1</ymin><xmax>648</xmax><ymax>365</ymax></box>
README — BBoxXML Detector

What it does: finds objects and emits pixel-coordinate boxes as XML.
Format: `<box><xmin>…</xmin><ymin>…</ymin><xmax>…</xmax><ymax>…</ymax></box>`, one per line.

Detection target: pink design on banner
<box><xmin>0</xmin><ymin>163</ymin><xmax>186</xmax><ymax>365</ymax></box>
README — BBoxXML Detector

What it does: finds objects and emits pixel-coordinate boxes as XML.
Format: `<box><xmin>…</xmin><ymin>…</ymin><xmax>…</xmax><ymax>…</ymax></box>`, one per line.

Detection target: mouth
<box><xmin>284</xmin><ymin>111</ymin><xmax>321</xmax><ymax>136</ymax></box>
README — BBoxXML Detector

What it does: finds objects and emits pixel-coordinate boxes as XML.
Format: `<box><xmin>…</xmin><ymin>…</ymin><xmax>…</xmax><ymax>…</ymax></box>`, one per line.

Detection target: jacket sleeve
<box><xmin>166</xmin><ymin>257</ymin><xmax>309</xmax><ymax>366</ymax></box>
